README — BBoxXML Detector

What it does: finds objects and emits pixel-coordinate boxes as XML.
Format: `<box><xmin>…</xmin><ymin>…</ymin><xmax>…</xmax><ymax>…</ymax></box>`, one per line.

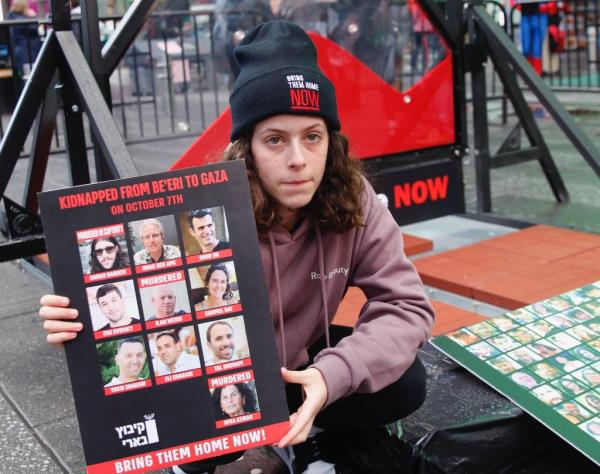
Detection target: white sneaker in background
<box><xmin>301</xmin><ymin>459</ymin><xmax>336</xmax><ymax>474</ymax></box>
<box><xmin>291</xmin><ymin>427</ymin><xmax>337</xmax><ymax>474</ymax></box>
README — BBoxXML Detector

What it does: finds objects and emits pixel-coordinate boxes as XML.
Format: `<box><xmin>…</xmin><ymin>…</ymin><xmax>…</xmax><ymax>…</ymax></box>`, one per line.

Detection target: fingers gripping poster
<box><xmin>39</xmin><ymin>161</ymin><xmax>289</xmax><ymax>473</ymax></box>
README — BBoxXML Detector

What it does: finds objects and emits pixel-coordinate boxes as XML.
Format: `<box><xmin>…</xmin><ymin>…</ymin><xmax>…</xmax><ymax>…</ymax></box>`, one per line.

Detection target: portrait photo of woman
<box><xmin>211</xmin><ymin>382</ymin><xmax>259</xmax><ymax>420</ymax></box>
<box><xmin>191</xmin><ymin>262</ymin><xmax>241</xmax><ymax>312</ymax></box>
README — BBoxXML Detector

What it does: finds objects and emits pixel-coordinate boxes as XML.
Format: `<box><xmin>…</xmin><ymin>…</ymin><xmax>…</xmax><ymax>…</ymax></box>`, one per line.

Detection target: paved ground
<box><xmin>0</xmin><ymin>83</ymin><xmax>599</xmax><ymax>473</ymax></box>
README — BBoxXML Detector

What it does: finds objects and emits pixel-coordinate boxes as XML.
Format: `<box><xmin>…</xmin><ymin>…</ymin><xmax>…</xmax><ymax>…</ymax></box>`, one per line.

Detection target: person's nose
<box><xmin>286</xmin><ymin>139</ymin><xmax>307</xmax><ymax>169</ymax></box>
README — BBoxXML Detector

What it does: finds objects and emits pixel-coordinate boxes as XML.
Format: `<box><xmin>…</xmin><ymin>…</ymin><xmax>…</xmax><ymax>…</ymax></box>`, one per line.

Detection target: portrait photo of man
<box><xmin>87</xmin><ymin>281</ymin><xmax>140</xmax><ymax>332</ymax></box>
<box><xmin>178</xmin><ymin>207</ymin><xmax>232</xmax><ymax>266</ymax></box>
<box><xmin>130</xmin><ymin>217</ymin><xmax>181</xmax><ymax>265</ymax></box>
<box><xmin>152</xmin><ymin>329</ymin><xmax>201</xmax><ymax>376</ymax></box>
<box><xmin>98</xmin><ymin>337</ymin><xmax>149</xmax><ymax>388</ymax></box>
<box><xmin>199</xmin><ymin>317</ymin><xmax>250</xmax><ymax>367</ymax></box>
<box><xmin>141</xmin><ymin>283</ymin><xmax>190</xmax><ymax>321</ymax></box>
<box><xmin>185</xmin><ymin>208</ymin><xmax>231</xmax><ymax>255</ymax></box>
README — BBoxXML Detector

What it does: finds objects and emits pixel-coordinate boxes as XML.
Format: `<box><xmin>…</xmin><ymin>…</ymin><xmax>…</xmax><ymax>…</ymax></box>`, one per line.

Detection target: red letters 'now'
<box><xmin>394</xmin><ymin>175</ymin><xmax>449</xmax><ymax>208</ymax></box>
<box><xmin>290</xmin><ymin>89</ymin><xmax>320</xmax><ymax>110</ymax></box>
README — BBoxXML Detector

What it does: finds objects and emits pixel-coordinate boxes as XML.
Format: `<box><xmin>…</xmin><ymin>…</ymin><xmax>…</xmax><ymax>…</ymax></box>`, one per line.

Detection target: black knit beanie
<box><xmin>229</xmin><ymin>20</ymin><xmax>340</xmax><ymax>141</ymax></box>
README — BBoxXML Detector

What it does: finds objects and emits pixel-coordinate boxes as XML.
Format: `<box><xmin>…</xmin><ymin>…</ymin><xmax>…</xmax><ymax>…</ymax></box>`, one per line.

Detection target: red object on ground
<box><xmin>415</xmin><ymin>225</ymin><xmax>600</xmax><ymax>310</ymax></box>
<box><xmin>430</xmin><ymin>301</ymin><xmax>486</xmax><ymax>336</ymax></box>
<box><xmin>332</xmin><ymin>233</ymin><xmax>434</xmax><ymax>328</ymax></box>
<box><xmin>171</xmin><ymin>32</ymin><xmax>455</xmax><ymax>170</ymax></box>
<box><xmin>332</xmin><ymin>287</ymin><xmax>485</xmax><ymax>336</ymax></box>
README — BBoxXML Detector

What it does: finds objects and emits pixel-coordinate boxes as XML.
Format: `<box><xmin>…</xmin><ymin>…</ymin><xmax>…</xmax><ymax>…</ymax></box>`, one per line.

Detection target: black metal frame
<box><xmin>1</xmin><ymin>0</ymin><xmax>599</xmax><ymax>261</ymax></box>
<box><xmin>0</xmin><ymin>0</ymin><xmax>156</xmax><ymax>261</ymax></box>
<box><xmin>465</xmin><ymin>0</ymin><xmax>600</xmax><ymax>213</ymax></box>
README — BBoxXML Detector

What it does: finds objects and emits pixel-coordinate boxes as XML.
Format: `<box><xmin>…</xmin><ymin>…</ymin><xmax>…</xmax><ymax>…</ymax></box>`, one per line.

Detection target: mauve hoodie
<box><xmin>259</xmin><ymin>179</ymin><xmax>435</xmax><ymax>407</ymax></box>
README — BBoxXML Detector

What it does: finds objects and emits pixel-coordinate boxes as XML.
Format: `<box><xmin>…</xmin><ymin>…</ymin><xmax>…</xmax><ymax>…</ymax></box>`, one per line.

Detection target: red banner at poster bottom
<box><xmin>86</xmin><ymin>421</ymin><xmax>290</xmax><ymax>474</ymax></box>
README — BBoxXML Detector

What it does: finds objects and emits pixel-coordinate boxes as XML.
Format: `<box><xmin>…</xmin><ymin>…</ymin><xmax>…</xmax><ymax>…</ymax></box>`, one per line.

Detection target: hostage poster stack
<box><xmin>39</xmin><ymin>161</ymin><xmax>289</xmax><ymax>474</ymax></box>
<box><xmin>432</xmin><ymin>283</ymin><xmax>600</xmax><ymax>466</ymax></box>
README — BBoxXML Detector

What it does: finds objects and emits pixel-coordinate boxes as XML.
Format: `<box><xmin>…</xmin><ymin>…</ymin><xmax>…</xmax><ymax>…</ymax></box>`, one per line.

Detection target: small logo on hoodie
<box><xmin>287</xmin><ymin>74</ymin><xmax>320</xmax><ymax>111</ymax></box>
<box><xmin>311</xmin><ymin>266</ymin><xmax>348</xmax><ymax>281</ymax></box>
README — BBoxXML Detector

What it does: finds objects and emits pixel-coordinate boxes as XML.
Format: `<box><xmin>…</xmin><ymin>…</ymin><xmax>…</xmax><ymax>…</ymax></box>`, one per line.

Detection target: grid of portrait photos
<box><xmin>434</xmin><ymin>282</ymin><xmax>600</xmax><ymax>459</ymax></box>
<box><xmin>76</xmin><ymin>206</ymin><xmax>260</xmax><ymax>429</ymax></box>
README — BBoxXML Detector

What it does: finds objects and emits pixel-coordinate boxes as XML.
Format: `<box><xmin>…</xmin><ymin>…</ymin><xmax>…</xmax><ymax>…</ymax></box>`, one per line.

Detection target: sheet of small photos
<box><xmin>432</xmin><ymin>281</ymin><xmax>600</xmax><ymax>465</ymax></box>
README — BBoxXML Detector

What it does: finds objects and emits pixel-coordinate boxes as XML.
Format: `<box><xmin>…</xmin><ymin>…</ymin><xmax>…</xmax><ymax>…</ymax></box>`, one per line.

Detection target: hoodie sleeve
<box><xmin>310</xmin><ymin>181</ymin><xmax>435</xmax><ymax>407</ymax></box>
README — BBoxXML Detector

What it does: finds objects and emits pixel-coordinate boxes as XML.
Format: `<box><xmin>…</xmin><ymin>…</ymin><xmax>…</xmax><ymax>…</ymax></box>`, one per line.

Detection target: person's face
<box><xmin>535</xmin><ymin>364</ymin><xmax>558</xmax><ymax>379</ymax></box>
<box><xmin>518</xmin><ymin>353</ymin><xmax>533</xmax><ymax>363</ymax></box>
<box><xmin>115</xmin><ymin>342</ymin><xmax>145</xmax><ymax>379</ymax></box>
<box><xmin>151</xmin><ymin>286</ymin><xmax>176</xmax><ymax>318</ymax></box>
<box><xmin>587</xmin><ymin>288</ymin><xmax>600</xmax><ymax>298</ymax></box>
<box><xmin>553</xmin><ymin>299</ymin><xmax>570</xmax><ymax>310</ymax></box>
<box><xmin>251</xmin><ymin>115</ymin><xmax>328</xmax><ymax>228</ymax></box>
<box><xmin>562</xmin><ymin>380</ymin><xmax>580</xmax><ymax>391</ymax></box>
<box><xmin>190</xmin><ymin>215</ymin><xmax>217</xmax><ymax>249</ymax></box>
<box><xmin>94</xmin><ymin>239</ymin><xmax>118</xmax><ymax>269</ymax></box>
<box><xmin>534</xmin><ymin>344</ymin><xmax>556</xmax><ymax>357</ymax></box>
<box><xmin>585</xmin><ymin>395</ymin><xmax>600</xmax><ymax>410</ymax></box>
<box><xmin>588</xmin><ymin>423</ymin><xmax>600</xmax><ymax>436</ymax></box>
<box><xmin>536</xmin><ymin>385</ymin><xmax>562</xmax><ymax>404</ymax></box>
<box><xmin>513</xmin><ymin>373</ymin><xmax>535</xmax><ymax>388</ymax></box>
<box><xmin>208</xmin><ymin>323</ymin><xmax>235</xmax><ymax>361</ymax></box>
<box><xmin>141</xmin><ymin>224</ymin><xmax>164</xmax><ymax>254</ymax></box>
<box><xmin>270</xmin><ymin>0</ymin><xmax>282</xmax><ymax>15</ymax></box>
<box><xmin>495</xmin><ymin>319</ymin><xmax>514</xmax><ymax>331</ymax></box>
<box><xmin>474</xmin><ymin>346</ymin><xmax>491</xmax><ymax>357</ymax></box>
<box><xmin>97</xmin><ymin>290</ymin><xmax>125</xmax><ymax>324</ymax></box>
<box><xmin>563</xmin><ymin>403</ymin><xmax>579</xmax><ymax>415</ymax></box>
<box><xmin>577</xmin><ymin>349</ymin><xmax>595</xmax><ymax>360</ymax></box>
<box><xmin>208</xmin><ymin>269</ymin><xmax>228</xmax><ymax>300</ymax></box>
<box><xmin>514</xmin><ymin>330</ymin><xmax>532</xmax><ymax>343</ymax></box>
<box><xmin>573</xmin><ymin>326</ymin><xmax>590</xmax><ymax>338</ymax></box>
<box><xmin>584</xmin><ymin>370</ymin><xmax>600</xmax><ymax>385</ymax></box>
<box><xmin>220</xmin><ymin>385</ymin><xmax>244</xmax><ymax>417</ymax></box>
<box><xmin>156</xmin><ymin>335</ymin><xmax>182</xmax><ymax>367</ymax></box>
<box><xmin>495</xmin><ymin>361</ymin><xmax>514</xmax><ymax>373</ymax></box>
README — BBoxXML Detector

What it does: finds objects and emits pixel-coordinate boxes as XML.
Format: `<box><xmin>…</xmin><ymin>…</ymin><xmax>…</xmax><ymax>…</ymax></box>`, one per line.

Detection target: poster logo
<box><xmin>287</xmin><ymin>74</ymin><xmax>320</xmax><ymax>111</ymax></box>
<box><xmin>115</xmin><ymin>414</ymin><xmax>159</xmax><ymax>448</ymax></box>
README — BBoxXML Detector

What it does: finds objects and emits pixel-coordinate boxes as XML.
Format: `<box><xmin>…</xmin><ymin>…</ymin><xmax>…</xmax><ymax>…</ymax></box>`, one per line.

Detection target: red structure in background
<box><xmin>171</xmin><ymin>31</ymin><xmax>454</xmax><ymax>170</ymax></box>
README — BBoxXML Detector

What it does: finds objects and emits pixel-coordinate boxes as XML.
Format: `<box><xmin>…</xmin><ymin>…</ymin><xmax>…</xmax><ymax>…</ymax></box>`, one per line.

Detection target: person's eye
<box><xmin>266</xmin><ymin>136</ymin><xmax>281</xmax><ymax>145</ymax></box>
<box><xmin>306</xmin><ymin>132</ymin><xmax>321</xmax><ymax>142</ymax></box>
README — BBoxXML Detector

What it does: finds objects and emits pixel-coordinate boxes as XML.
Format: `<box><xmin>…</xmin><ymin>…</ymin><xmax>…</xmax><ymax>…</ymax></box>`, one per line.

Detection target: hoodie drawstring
<box><xmin>315</xmin><ymin>227</ymin><xmax>331</xmax><ymax>349</ymax></box>
<box><xmin>267</xmin><ymin>226</ymin><xmax>332</xmax><ymax>370</ymax></box>
<box><xmin>268</xmin><ymin>230</ymin><xmax>287</xmax><ymax>367</ymax></box>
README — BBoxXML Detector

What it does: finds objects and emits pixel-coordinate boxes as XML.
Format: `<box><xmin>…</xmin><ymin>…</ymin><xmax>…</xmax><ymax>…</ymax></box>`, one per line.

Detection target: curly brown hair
<box><xmin>223</xmin><ymin>129</ymin><xmax>365</xmax><ymax>233</ymax></box>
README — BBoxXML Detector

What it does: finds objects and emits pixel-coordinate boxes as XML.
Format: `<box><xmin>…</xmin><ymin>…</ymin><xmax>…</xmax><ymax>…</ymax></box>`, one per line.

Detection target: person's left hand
<box><xmin>277</xmin><ymin>367</ymin><xmax>328</xmax><ymax>448</ymax></box>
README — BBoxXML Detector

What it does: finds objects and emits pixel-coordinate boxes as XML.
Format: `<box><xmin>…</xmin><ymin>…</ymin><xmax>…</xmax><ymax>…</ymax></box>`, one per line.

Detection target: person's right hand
<box><xmin>39</xmin><ymin>295</ymin><xmax>82</xmax><ymax>346</ymax></box>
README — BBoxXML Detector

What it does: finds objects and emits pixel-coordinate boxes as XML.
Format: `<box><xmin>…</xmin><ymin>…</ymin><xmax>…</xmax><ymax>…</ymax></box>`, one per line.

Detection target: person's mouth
<box><xmin>282</xmin><ymin>179</ymin><xmax>311</xmax><ymax>186</ymax></box>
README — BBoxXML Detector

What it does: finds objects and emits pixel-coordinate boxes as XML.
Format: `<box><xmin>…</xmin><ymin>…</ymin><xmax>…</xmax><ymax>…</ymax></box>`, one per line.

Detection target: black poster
<box><xmin>39</xmin><ymin>161</ymin><xmax>289</xmax><ymax>474</ymax></box>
